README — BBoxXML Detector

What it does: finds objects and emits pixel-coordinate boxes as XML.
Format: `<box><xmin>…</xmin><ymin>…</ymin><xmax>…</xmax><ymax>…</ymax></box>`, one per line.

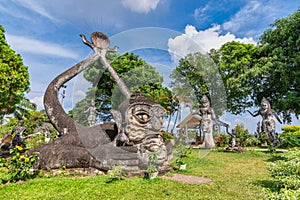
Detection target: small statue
<box><xmin>84</xmin><ymin>100</ymin><xmax>99</xmax><ymax>127</ymax></box>
<box><xmin>248</xmin><ymin>97</ymin><xmax>282</xmax><ymax>146</ymax></box>
<box><xmin>198</xmin><ymin>95</ymin><xmax>216</xmax><ymax>149</ymax></box>
<box><xmin>11</xmin><ymin>120</ymin><xmax>26</xmax><ymax>148</ymax></box>
<box><xmin>228</xmin><ymin>129</ymin><xmax>236</xmax><ymax>147</ymax></box>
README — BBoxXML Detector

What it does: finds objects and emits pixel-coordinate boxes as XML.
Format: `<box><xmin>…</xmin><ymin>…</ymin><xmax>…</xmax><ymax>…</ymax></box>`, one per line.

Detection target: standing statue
<box><xmin>84</xmin><ymin>100</ymin><xmax>99</xmax><ymax>127</ymax></box>
<box><xmin>248</xmin><ymin>97</ymin><xmax>282</xmax><ymax>146</ymax></box>
<box><xmin>198</xmin><ymin>95</ymin><xmax>216</xmax><ymax>149</ymax></box>
<box><xmin>11</xmin><ymin>119</ymin><xmax>26</xmax><ymax>148</ymax></box>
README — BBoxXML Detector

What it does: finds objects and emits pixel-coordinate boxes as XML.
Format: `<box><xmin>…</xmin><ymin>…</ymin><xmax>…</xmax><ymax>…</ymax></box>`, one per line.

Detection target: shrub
<box><xmin>215</xmin><ymin>134</ymin><xmax>229</xmax><ymax>147</ymax></box>
<box><xmin>0</xmin><ymin>146</ymin><xmax>39</xmax><ymax>183</ymax></box>
<box><xmin>234</xmin><ymin>124</ymin><xmax>251</xmax><ymax>147</ymax></box>
<box><xmin>107</xmin><ymin>165</ymin><xmax>126</xmax><ymax>182</ymax></box>
<box><xmin>277</xmin><ymin>125</ymin><xmax>300</xmax><ymax>148</ymax></box>
<box><xmin>264</xmin><ymin>149</ymin><xmax>300</xmax><ymax>199</ymax></box>
<box><xmin>174</xmin><ymin>144</ymin><xmax>191</xmax><ymax>168</ymax></box>
<box><xmin>162</xmin><ymin>131</ymin><xmax>174</xmax><ymax>140</ymax></box>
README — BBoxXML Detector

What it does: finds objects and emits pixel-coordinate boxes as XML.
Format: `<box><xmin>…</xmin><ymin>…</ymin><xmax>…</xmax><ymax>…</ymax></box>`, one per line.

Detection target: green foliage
<box><xmin>0</xmin><ymin>25</ymin><xmax>30</xmax><ymax>118</ymax></box>
<box><xmin>0</xmin><ymin>146</ymin><xmax>39</xmax><ymax>183</ymax></box>
<box><xmin>170</xmin><ymin>52</ymin><xmax>226</xmax><ymax>116</ymax></box>
<box><xmin>216</xmin><ymin>41</ymin><xmax>262</xmax><ymax>114</ymax></box>
<box><xmin>264</xmin><ymin>149</ymin><xmax>300</xmax><ymax>199</ymax></box>
<box><xmin>210</xmin><ymin>9</ymin><xmax>300</xmax><ymax>121</ymax></box>
<box><xmin>259</xmin><ymin>8</ymin><xmax>300</xmax><ymax>122</ymax></box>
<box><xmin>161</xmin><ymin>131</ymin><xmax>174</xmax><ymax>140</ymax></box>
<box><xmin>107</xmin><ymin>165</ymin><xmax>126</xmax><ymax>182</ymax></box>
<box><xmin>215</xmin><ymin>133</ymin><xmax>230</xmax><ymax>147</ymax></box>
<box><xmin>136</xmin><ymin>83</ymin><xmax>175</xmax><ymax>115</ymax></box>
<box><xmin>0</xmin><ymin>111</ymin><xmax>57</xmax><ymax>147</ymax></box>
<box><xmin>277</xmin><ymin>125</ymin><xmax>300</xmax><ymax>148</ymax></box>
<box><xmin>147</xmin><ymin>152</ymin><xmax>158</xmax><ymax>175</ymax></box>
<box><xmin>174</xmin><ymin>144</ymin><xmax>191</xmax><ymax>166</ymax></box>
<box><xmin>73</xmin><ymin>52</ymin><xmax>172</xmax><ymax>122</ymax></box>
<box><xmin>233</xmin><ymin>123</ymin><xmax>252</xmax><ymax>147</ymax></box>
<box><xmin>0</xmin><ymin>157</ymin><xmax>8</xmax><ymax>167</ymax></box>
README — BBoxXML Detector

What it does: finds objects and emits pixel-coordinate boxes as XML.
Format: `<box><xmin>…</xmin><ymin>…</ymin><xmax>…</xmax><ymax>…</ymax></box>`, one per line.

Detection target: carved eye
<box><xmin>133</xmin><ymin>110</ymin><xmax>150</xmax><ymax>123</ymax></box>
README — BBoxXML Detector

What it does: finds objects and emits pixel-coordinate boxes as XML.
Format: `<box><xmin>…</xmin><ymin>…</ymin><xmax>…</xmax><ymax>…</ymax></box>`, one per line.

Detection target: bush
<box><xmin>264</xmin><ymin>149</ymin><xmax>300</xmax><ymax>199</ymax></box>
<box><xmin>0</xmin><ymin>146</ymin><xmax>39</xmax><ymax>183</ymax></box>
<box><xmin>162</xmin><ymin>131</ymin><xmax>174</xmax><ymax>140</ymax></box>
<box><xmin>215</xmin><ymin>134</ymin><xmax>229</xmax><ymax>147</ymax></box>
<box><xmin>234</xmin><ymin>124</ymin><xmax>251</xmax><ymax>147</ymax></box>
<box><xmin>107</xmin><ymin>165</ymin><xmax>126</xmax><ymax>182</ymax></box>
<box><xmin>277</xmin><ymin>125</ymin><xmax>300</xmax><ymax>148</ymax></box>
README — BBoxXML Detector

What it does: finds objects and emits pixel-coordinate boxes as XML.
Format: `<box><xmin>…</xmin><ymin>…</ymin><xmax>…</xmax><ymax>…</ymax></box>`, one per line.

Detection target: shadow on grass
<box><xmin>264</xmin><ymin>153</ymin><xmax>285</xmax><ymax>163</ymax></box>
<box><xmin>253</xmin><ymin>179</ymin><xmax>277</xmax><ymax>192</ymax></box>
<box><xmin>105</xmin><ymin>178</ymin><xmax>124</xmax><ymax>184</ymax></box>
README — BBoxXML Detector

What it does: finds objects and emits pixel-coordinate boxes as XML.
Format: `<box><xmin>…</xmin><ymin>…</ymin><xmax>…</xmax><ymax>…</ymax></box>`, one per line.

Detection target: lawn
<box><xmin>0</xmin><ymin>149</ymin><xmax>274</xmax><ymax>200</ymax></box>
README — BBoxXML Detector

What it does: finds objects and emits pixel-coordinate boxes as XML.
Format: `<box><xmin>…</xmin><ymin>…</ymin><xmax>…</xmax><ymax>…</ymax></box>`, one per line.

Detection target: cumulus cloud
<box><xmin>121</xmin><ymin>0</ymin><xmax>160</xmax><ymax>13</ymax></box>
<box><xmin>6</xmin><ymin>34</ymin><xmax>79</xmax><ymax>59</ymax></box>
<box><xmin>168</xmin><ymin>24</ymin><xmax>256</xmax><ymax>63</ymax></box>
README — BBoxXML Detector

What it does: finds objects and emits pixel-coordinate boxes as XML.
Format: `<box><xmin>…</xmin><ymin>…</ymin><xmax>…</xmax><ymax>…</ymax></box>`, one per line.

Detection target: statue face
<box><xmin>125</xmin><ymin>103</ymin><xmax>165</xmax><ymax>152</ymax></box>
<box><xmin>261</xmin><ymin>102</ymin><xmax>268</xmax><ymax>110</ymax></box>
<box><xmin>202</xmin><ymin>101</ymin><xmax>209</xmax><ymax>108</ymax></box>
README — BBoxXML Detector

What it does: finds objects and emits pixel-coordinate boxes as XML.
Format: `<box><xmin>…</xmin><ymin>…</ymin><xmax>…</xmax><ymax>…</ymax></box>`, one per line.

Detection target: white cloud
<box><xmin>221</xmin><ymin>0</ymin><xmax>294</xmax><ymax>38</ymax></box>
<box><xmin>121</xmin><ymin>0</ymin><xmax>160</xmax><ymax>13</ymax></box>
<box><xmin>6</xmin><ymin>34</ymin><xmax>79</xmax><ymax>59</ymax></box>
<box><xmin>222</xmin><ymin>1</ymin><xmax>262</xmax><ymax>33</ymax></box>
<box><xmin>30</xmin><ymin>96</ymin><xmax>44</xmax><ymax>110</ymax></box>
<box><xmin>193</xmin><ymin>4</ymin><xmax>209</xmax><ymax>23</ymax></box>
<box><xmin>14</xmin><ymin>0</ymin><xmax>58</xmax><ymax>22</ymax></box>
<box><xmin>168</xmin><ymin>24</ymin><xmax>256</xmax><ymax>63</ymax></box>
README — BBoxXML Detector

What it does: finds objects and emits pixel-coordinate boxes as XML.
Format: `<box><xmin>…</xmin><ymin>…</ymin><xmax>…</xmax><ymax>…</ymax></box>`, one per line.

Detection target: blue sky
<box><xmin>0</xmin><ymin>0</ymin><xmax>299</xmax><ymax>132</ymax></box>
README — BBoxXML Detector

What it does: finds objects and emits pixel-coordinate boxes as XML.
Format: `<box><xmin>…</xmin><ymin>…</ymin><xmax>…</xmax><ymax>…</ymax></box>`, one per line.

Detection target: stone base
<box><xmin>31</xmin><ymin>122</ymin><xmax>173</xmax><ymax>175</ymax></box>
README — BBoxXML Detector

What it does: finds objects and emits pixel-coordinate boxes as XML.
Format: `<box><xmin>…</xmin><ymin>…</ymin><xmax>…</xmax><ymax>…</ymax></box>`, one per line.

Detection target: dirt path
<box><xmin>162</xmin><ymin>174</ymin><xmax>213</xmax><ymax>184</ymax></box>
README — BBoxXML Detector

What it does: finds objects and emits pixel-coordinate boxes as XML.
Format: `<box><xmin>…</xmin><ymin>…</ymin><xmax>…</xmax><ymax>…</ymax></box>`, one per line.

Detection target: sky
<box><xmin>0</xmin><ymin>0</ymin><xmax>299</xmax><ymax>133</ymax></box>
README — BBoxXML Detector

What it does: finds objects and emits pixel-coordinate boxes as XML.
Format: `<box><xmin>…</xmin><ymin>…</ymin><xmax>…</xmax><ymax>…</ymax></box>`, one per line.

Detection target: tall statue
<box><xmin>198</xmin><ymin>95</ymin><xmax>216</xmax><ymax>149</ymax></box>
<box><xmin>248</xmin><ymin>97</ymin><xmax>282</xmax><ymax>146</ymax></box>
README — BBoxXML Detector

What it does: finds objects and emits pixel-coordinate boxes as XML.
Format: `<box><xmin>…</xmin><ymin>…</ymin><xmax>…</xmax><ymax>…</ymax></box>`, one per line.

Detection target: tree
<box><xmin>170</xmin><ymin>52</ymin><xmax>226</xmax><ymax>116</ymax></box>
<box><xmin>72</xmin><ymin>52</ymin><xmax>173</xmax><ymax>123</ymax></box>
<box><xmin>0</xmin><ymin>25</ymin><xmax>30</xmax><ymax>120</ymax></box>
<box><xmin>258</xmin><ymin>8</ymin><xmax>300</xmax><ymax>122</ymax></box>
<box><xmin>214</xmin><ymin>41</ymin><xmax>262</xmax><ymax>114</ymax></box>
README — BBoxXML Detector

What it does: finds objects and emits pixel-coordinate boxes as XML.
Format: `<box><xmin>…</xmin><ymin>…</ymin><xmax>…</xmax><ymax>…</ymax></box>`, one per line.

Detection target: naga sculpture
<box><xmin>33</xmin><ymin>32</ymin><xmax>172</xmax><ymax>174</ymax></box>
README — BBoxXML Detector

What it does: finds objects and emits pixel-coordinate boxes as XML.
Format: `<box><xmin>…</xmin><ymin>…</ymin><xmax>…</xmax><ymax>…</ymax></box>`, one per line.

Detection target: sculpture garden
<box><xmin>1</xmin><ymin>8</ymin><xmax>300</xmax><ymax>199</ymax></box>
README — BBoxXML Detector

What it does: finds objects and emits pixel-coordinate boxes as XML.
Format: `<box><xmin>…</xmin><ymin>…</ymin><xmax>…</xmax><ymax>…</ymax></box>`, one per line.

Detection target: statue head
<box><xmin>261</xmin><ymin>97</ymin><xmax>271</xmax><ymax>111</ymax></box>
<box><xmin>125</xmin><ymin>92</ymin><xmax>165</xmax><ymax>152</ymax></box>
<box><xmin>201</xmin><ymin>95</ymin><xmax>210</xmax><ymax>107</ymax></box>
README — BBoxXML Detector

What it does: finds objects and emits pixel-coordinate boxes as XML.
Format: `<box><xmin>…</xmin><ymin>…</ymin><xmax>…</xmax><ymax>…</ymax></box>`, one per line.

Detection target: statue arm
<box><xmin>211</xmin><ymin>108</ymin><xmax>216</xmax><ymax>120</ymax></box>
<box><xmin>272</xmin><ymin>110</ymin><xmax>283</xmax><ymax>124</ymax></box>
<box><xmin>84</xmin><ymin>108</ymin><xmax>89</xmax><ymax>113</ymax></box>
<box><xmin>247</xmin><ymin>110</ymin><xmax>259</xmax><ymax>117</ymax></box>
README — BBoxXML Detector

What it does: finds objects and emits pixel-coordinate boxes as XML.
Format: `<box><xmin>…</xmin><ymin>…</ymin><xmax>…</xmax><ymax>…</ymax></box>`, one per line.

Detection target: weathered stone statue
<box><xmin>32</xmin><ymin>32</ymin><xmax>172</xmax><ymax>174</ymax></box>
<box><xmin>84</xmin><ymin>100</ymin><xmax>98</xmax><ymax>127</ymax></box>
<box><xmin>248</xmin><ymin>97</ymin><xmax>282</xmax><ymax>146</ymax></box>
<box><xmin>11</xmin><ymin>119</ymin><xmax>26</xmax><ymax>148</ymax></box>
<box><xmin>198</xmin><ymin>95</ymin><xmax>216</xmax><ymax>149</ymax></box>
<box><xmin>228</xmin><ymin>129</ymin><xmax>236</xmax><ymax>147</ymax></box>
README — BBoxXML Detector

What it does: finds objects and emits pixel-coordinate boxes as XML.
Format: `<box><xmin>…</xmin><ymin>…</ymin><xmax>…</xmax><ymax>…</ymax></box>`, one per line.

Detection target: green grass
<box><xmin>0</xmin><ymin>149</ymin><xmax>273</xmax><ymax>200</ymax></box>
